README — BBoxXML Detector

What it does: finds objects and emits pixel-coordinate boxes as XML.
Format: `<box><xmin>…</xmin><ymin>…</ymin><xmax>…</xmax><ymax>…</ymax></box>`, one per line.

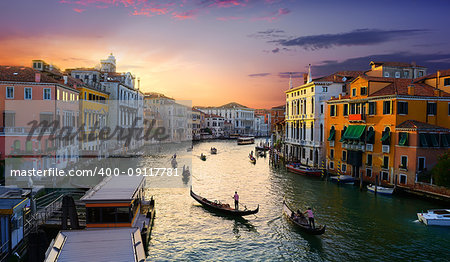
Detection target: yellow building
<box><xmin>325</xmin><ymin>74</ymin><xmax>450</xmax><ymax>188</ymax></box>
<box><xmin>78</xmin><ymin>86</ymin><xmax>109</xmax><ymax>157</ymax></box>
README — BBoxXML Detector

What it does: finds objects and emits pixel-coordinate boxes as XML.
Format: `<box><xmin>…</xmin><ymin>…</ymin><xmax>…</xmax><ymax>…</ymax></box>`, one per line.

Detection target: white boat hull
<box><xmin>417</xmin><ymin>209</ymin><xmax>450</xmax><ymax>226</ymax></box>
<box><xmin>367</xmin><ymin>185</ymin><xmax>394</xmax><ymax>195</ymax></box>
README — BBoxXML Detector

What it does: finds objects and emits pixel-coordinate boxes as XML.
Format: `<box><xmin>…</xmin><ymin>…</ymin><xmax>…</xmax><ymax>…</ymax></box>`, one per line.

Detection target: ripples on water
<box><xmin>143</xmin><ymin>140</ymin><xmax>449</xmax><ymax>261</ymax></box>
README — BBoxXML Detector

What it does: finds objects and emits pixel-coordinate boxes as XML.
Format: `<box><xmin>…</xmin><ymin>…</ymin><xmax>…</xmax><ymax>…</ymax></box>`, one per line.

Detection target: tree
<box><xmin>431</xmin><ymin>151</ymin><xmax>450</xmax><ymax>188</ymax></box>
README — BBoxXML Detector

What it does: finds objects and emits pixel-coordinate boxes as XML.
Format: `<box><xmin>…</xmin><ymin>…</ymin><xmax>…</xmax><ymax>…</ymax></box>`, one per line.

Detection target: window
<box><xmin>360</xmin><ymin>87</ymin><xmax>367</xmax><ymax>95</ymax></box>
<box><xmin>418</xmin><ymin>157</ymin><xmax>426</xmax><ymax>171</ymax></box>
<box><xmin>366</xmin><ymin>154</ymin><xmax>372</xmax><ymax>166</ymax></box>
<box><xmin>399</xmin><ymin>174</ymin><xmax>407</xmax><ymax>184</ymax></box>
<box><xmin>418</xmin><ymin>71</ymin><xmax>424</xmax><ymax>77</ymax></box>
<box><xmin>352</xmin><ymin>89</ymin><xmax>356</xmax><ymax>97</ymax></box>
<box><xmin>404</xmin><ymin>71</ymin><xmax>409</xmax><ymax>78</ymax></box>
<box><xmin>382</xmin><ymin>156</ymin><xmax>389</xmax><ymax>169</ymax></box>
<box><xmin>444</xmin><ymin>78</ymin><xmax>450</xmax><ymax>86</ymax></box>
<box><xmin>43</xmin><ymin>88</ymin><xmax>51</xmax><ymax>100</ymax></box>
<box><xmin>395</xmin><ymin>72</ymin><xmax>400</xmax><ymax>78</ymax></box>
<box><xmin>366</xmin><ymin>169</ymin><xmax>372</xmax><ymax>177</ymax></box>
<box><xmin>342</xmin><ymin>164</ymin><xmax>347</xmax><ymax>173</ymax></box>
<box><xmin>6</xmin><ymin>86</ymin><xmax>14</xmax><ymax>99</ymax></box>
<box><xmin>342</xmin><ymin>151</ymin><xmax>347</xmax><ymax>161</ymax></box>
<box><xmin>321</xmin><ymin>104</ymin><xmax>324</xmax><ymax>114</ymax></box>
<box><xmin>330</xmin><ymin>149</ymin><xmax>334</xmax><ymax>159</ymax></box>
<box><xmin>383</xmin><ymin>101</ymin><xmax>391</xmax><ymax>114</ymax></box>
<box><xmin>384</xmin><ymin>72</ymin><xmax>390</xmax><ymax>77</ymax></box>
<box><xmin>398</xmin><ymin>132</ymin><xmax>408</xmax><ymax>146</ymax></box>
<box><xmin>397</xmin><ymin>101</ymin><xmax>408</xmax><ymax>115</ymax></box>
<box><xmin>400</xmin><ymin>156</ymin><xmax>408</xmax><ymax>169</ymax></box>
<box><xmin>322</xmin><ymin>86</ymin><xmax>328</xmax><ymax>92</ymax></box>
<box><xmin>3</xmin><ymin>112</ymin><xmax>15</xmax><ymax>127</ymax></box>
<box><xmin>368</xmin><ymin>102</ymin><xmax>376</xmax><ymax>115</ymax></box>
<box><xmin>427</xmin><ymin>102</ymin><xmax>437</xmax><ymax>115</ymax></box>
<box><xmin>381</xmin><ymin>171</ymin><xmax>389</xmax><ymax>181</ymax></box>
<box><xmin>330</xmin><ymin>105</ymin><xmax>336</xmax><ymax>116</ymax></box>
<box><xmin>329</xmin><ymin>161</ymin><xmax>334</xmax><ymax>169</ymax></box>
<box><xmin>24</xmin><ymin>87</ymin><xmax>32</xmax><ymax>100</ymax></box>
<box><xmin>343</xmin><ymin>104</ymin><xmax>348</xmax><ymax>116</ymax></box>
<box><xmin>448</xmin><ymin>103</ymin><xmax>450</xmax><ymax>116</ymax></box>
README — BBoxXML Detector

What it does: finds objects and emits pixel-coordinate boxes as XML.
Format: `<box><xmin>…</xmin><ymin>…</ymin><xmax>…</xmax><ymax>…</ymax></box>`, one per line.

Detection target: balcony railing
<box><xmin>366</xmin><ymin>144</ymin><xmax>373</xmax><ymax>152</ymax></box>
<box><xmin>382</xmin><ymin>145</ymin><xmax>390</xmax><ymax>153</ymax></box>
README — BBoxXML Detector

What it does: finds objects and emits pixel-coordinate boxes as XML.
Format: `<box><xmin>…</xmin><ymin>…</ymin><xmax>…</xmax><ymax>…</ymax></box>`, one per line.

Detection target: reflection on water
<box><xmin>144</xmin><ymin>139</ymin><xmax>449</xmax><ymax>261</ymax></box>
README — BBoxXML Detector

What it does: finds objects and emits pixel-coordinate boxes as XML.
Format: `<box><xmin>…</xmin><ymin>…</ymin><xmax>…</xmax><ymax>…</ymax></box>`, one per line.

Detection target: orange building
<box><xmin>325</xmin><ymin>74</ymin><xmax>450</xmax><ymax>189</ymax></box>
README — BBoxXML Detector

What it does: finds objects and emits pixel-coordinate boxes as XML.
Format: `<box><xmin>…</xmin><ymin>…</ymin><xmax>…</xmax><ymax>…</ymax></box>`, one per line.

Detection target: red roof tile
<box><xmin>0</xmin><ymin>66</ymin><xmax>59</xmax><ymax>83</ymax></box>
<box><xmin>369</xmin><ymin>78</ymin><xmax>450</xmax><ymax>97</ymax></box>
<box><xmin>396</xmin><ymin>120</ymin><xmax>450</xmax><ymax>131</ymax></box>
<box><xmin>414</xmin><ymin>69</ymin><xmax>450</xmax><ymax>82</ymax></box>
<box><xmin>313</xmin><ymin>71</ymin><xmax>365</xmax><ymax>83</ymax></box>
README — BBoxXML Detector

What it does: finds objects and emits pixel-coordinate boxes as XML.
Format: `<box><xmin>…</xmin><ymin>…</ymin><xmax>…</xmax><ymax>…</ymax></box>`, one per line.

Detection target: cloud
<box><xmin>274</xmin><ymin>28</ymin><xmax>428</xmax><ymax>50</ymax></box>
<box><xmin>248</xmin><ymin>28</ymin><xmax>287</xmax><ymax>40</ymax></box>
<box><xmin>216</xmin><ymin>16</ymin><xmax>244</xmax><ymax>21</ymax></box>
<box><xmin>252</xmin><ymin>7</ymin><xmax>291</xmax><ymax>21</ymax></box>
<box><xmin>278</xmin><ymin>72</ymin><xmax>303</xmax><ymax>78</ymax></box>
<box><xmin>173</xmin><ymin>9</ymin><xmax>198</xmax><ymax>20</ymax></box>
<box><xmin>248</xmin><ymin>73</ymin><xmax>271</xmax><ymax>77</ymax></box>
<box><xmin>73</xmin><ymin>8</ymin><xmax>86</xmax><ymax>13</ymax></box>
<box><xmin>313</xmin><ymin>52</ymin><xmax>450</xmax><ymax>76</ymax></box>
<box><xmin>203</xmin><ymin>0</ymin><xmax>248</xmax><ymax>8</ymax></box>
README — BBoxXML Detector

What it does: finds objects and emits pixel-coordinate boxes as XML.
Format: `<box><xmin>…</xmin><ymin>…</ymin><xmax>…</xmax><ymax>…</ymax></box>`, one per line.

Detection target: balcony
<box><xmin>348</xmin><ymin>114</ymin><xmax>365</xmax><ymax>122</ymax></box>
<box><xmin>382</xmin><ymin>145</ymin><xmax>390</xmax><ymax>153</ymax></box>
<box><xmin>366</xmin><ymin>144</ymin><xmax>373</xmax><ymax>152</ymax></box>
<box><xmin>399</xmin><ymin>165</ymin><xmax>408</xmax><ymax>171</ymax></box>
<box><xmin>329</xmin><ymin>140</ymin><xmax>335</xmax><ymax>147</ymax></box>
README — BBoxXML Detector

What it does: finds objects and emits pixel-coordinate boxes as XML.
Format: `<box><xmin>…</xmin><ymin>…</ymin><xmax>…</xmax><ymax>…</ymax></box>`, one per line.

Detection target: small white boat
<box><xmin>367</xmin><ymin>184</ymin><xmax>394</xmax><ymax>195</ymax></box>
<box><xmin>417</xmin><ymin>209</ymin><xmax>450</xmax><ymax>226</ymax></box>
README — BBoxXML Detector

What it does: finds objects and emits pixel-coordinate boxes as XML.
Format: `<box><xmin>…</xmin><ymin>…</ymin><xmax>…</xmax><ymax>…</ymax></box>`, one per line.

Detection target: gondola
<box><xmin>249</xmin><ymin>155</ymin><xmax>256</xmax><ymax>164</ymax></box>
<box><xmin>282</xmin><ymin>200</ymin><xmax>326</xmax><ymax>235</ymax></box>
<box><xmin>200</xmin><ymin>154</ymin><xmax>207</xmax><ymax>161</ymax></box>
<box><xmin>211</xmin><ymin>148</ymin><xmax>217</xmax><ymax>154</ymax></box>
<box><xmin>190</xmin><ymin>187</ymin><xmax>259</xmax><ymax>217</ymax></box>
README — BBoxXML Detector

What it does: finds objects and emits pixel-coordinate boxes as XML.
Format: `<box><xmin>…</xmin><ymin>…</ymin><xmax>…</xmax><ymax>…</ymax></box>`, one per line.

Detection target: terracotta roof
<box><xmin>143</xmin><ymin>92</ymin><xmax>173</xmax><ymax>100</ymax></box>
<box><xmin>370</xmin><ymin>61</ymin><xmax>425</xmax><ymax>68</ymax></box>
<box><xmin>414</xmin><ymin>69</ymin><xmax>450</xmax><ymax>82</ymax></box>
<box><xmin>0</xmin><ymin>66</ymin><xmax>59</xmax><ymax>83</ymax></box>
<box><xmin>205</xmin><ymin>113</ymin><xmax>224</xmax><ymax>118</ymax></box>
<box><xmin>396</xmin><ymin>120</ymin><xmax>450</xmax><ymax>131</ymax></box>
<box><xmin>369</xmin><ymin>78</ymin><xmax>450</xmax><ymax>97</ymax></box>
<box><xmin>329</xmin><ymin>94</ymin><xmax>350</xmax><ymax>101</ymax></box>
<box><xmin>313</xmin><ymin>71</ymin><xmax>364</xmax><ymax>83</ymax></box>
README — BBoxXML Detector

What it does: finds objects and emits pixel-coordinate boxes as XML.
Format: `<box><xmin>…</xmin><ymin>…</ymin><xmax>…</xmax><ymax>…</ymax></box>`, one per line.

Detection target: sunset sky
<box><xmin>1</xmin><ymin>0</ymin><xmax>450</xmax><ymax>108</ymax></box>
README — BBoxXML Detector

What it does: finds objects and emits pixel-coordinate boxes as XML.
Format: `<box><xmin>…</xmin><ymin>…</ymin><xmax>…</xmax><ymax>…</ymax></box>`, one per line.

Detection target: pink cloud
<box><xmin>73</xmin><ymin>8</ymin><xmax>86</xmax><ymax>13</ymax></box>
<box><xmin>208</xmin><ymin>0</ymin><xmax>248</xmax><ymax>8</ymax></box>
<box><xmin>172</xmin><ymin>9</ymin><xmax>197</xmax><ymax>20</ymax></box>
<box><xmin>252</xmin><ymin>7</ymin><xmax>291</xmax><ymax>22</ymax></box>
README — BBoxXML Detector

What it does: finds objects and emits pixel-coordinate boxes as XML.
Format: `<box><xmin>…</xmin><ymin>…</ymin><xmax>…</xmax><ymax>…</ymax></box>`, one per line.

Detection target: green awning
<box><xmin>365</xmin><ymin>130</ymin><xmax>375</xmax><ymax>143</ymax></box>
<box><xmin>327</xmin><ymin>129</ymin><xmax>335</xmax><ymax>141</ymax></box>
<box><xmin>429</xmin><ymin>134</ymin><xmax>439</xmax><ymax>147</ymax></box>
<box><xmin>399</xmin><ymin>133</ymin><xmax>408</xmax><ymax>146</ymax></box>
<box><xmin>342</xmin><ymin>125</ymin><xmax>366</xmax><ymax>140</ymax></box>
<box><xmin>442</xmin><ymin>134</ymin><xmax>449</xmax><ymax>147</ymax></box>
<box><xmin>381</xmin><ymin>131</ymin><xmax>390</xmax><ymax>142</ymax></box>
<box><xmin>419</xmin><ymin>133</ymin><xmax>428</xmax><ymax>147</ymax></box>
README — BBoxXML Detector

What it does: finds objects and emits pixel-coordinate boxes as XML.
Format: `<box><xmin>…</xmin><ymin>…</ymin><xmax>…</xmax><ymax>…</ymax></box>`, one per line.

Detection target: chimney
<box><xmin>437</xmin><ymin>70</ymin><xmax>441</xmax><ymax>88</ymax></box>
<box><xmin>63</xmin><ymin>75</ymin><xmax>68</xmax><ymax>85</ymax></box>
<box><xmin>434</xmin><ymin>89</ymin><xmax>441</xmax><ymax>97</ymax></box>
<box><xmin>338</xmin><ymin>94</ymin><xmax>342</xmax><ymax>99</ymax></box>
<box><xmin>407</xmin><ymin>85</ymin><xmax>415</xmax><ymax>96</ymax></box>
<box><xmin>35</xmin><ymin>72</ymin><xmax>41</xmax><ymax>83</ymax></box>
<box><xmin>303</xmin><ymin>73</ymin><xmax>308</xmax><ymax>84</ymax></box>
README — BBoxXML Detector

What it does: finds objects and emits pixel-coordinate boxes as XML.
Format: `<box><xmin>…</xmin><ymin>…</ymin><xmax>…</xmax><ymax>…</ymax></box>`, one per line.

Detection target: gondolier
<box><xmin>234</xmin><ymin>191</ymin><xmax>239</xmax><ymax>210</ymax></box>
<box><xmin>304</xmin><ymin>207</ymin><xmax>315</xmax><ymax>229</ymax></box>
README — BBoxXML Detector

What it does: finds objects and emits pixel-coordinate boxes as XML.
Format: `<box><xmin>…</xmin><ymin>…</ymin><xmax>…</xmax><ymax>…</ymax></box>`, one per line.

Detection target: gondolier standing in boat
<box><xmin>234</xmin><ymin>191</ymin><xmax>239</xmax><ymax>210</ymax></box>
<box><xmin>304</xmin><ymin>207</ymin><xmax>315</xmax><ymax>228</ymax></box>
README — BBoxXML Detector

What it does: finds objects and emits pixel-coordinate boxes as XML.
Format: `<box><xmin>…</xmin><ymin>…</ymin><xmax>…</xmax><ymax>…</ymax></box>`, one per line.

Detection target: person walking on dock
<box><xmin>234</xmin><ymin>191</ymin><xmax>239</xmax><ymax>210</ymax></box>
<box><xmin>304</xmin><ymin>207</ymin><xmax>315</xmax><ymax>228</ymax></box>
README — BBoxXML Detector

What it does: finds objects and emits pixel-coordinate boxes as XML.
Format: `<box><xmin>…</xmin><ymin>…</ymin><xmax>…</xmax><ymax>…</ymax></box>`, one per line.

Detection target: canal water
<box><xmin>142</xmin><ymin>139</ymin><xmax>449</xmax><ymax>261</ymax></box>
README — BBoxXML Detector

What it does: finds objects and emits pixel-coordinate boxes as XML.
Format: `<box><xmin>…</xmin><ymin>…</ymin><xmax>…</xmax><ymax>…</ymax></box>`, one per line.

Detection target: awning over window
<box><xmin>429</xmin><ymin>133</ymin><xmax>439</xmax><ymax>147</ymax></box>
<box><xmin>365</xmin><ymin>130</ymin><xmax>375</xmax><ymax>143</ymax></box>
<box><xmin>327</xmin><ymin>129</ymin><xmax>335</xmax><ymax>141</ymax></box>
<box><xmin>381</xmin><ymin>130</ymin><xmax>390</xmax><ymax>142</ymax></box>
<box><xmin>342</xmin><ymin>125</ymin><xmax>366</xmax><ymax>140</ymax></box>
<box><xmin>442</xmin><ymin>134</ymin><xmax>449</xmax><ymax>147</ymax></box>
<box><xmin>419</xmin><ymin>133</ymin><xmax>428</xmax><ymax>147</ymax></box>
<box><xmin>399</xmin><ymin>132</ymin><xmax>408</xmax><ymax>146</ymax></box>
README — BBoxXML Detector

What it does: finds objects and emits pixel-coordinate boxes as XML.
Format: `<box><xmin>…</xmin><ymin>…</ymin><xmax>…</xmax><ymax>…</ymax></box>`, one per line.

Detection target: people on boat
<box><xmin>304</xmin><ymin>207</ymin><xmax>315</xmax><ymax>228</ymax></box>
<box><xmin>234</xmin><ymin>191</ymin><xmax>239</xmax><ymax>210</ymax></box>
<box><xmin>172</xmin><ymin>153</ymin><xmax>177</xmax><ymax>159</ymax></box>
